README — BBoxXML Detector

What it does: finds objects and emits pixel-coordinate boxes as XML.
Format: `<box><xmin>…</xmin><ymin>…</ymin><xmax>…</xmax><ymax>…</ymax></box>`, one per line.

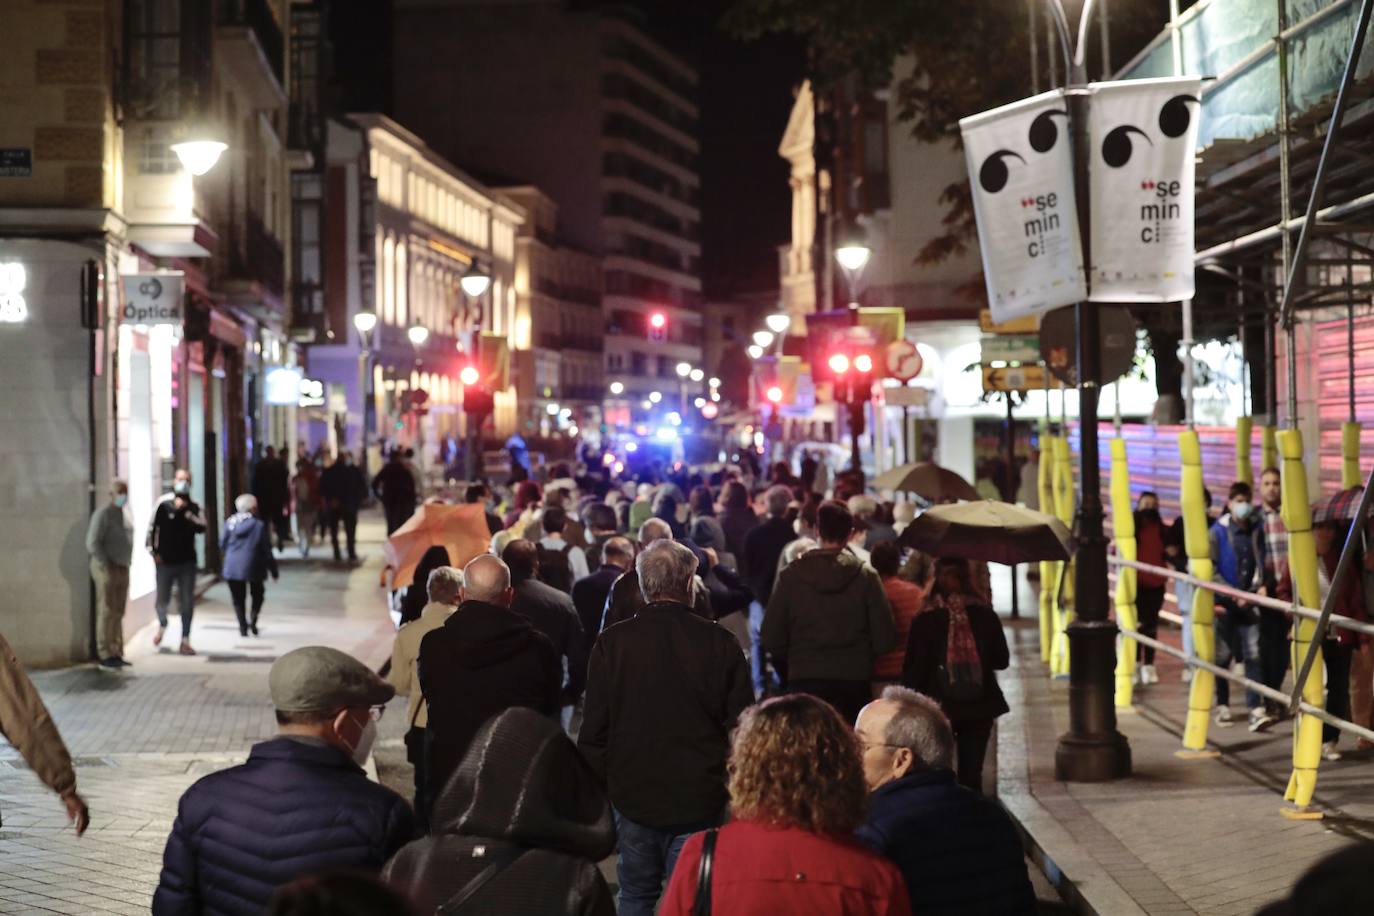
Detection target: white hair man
<box><xmin>87</xmin><ymin>479</ymin><xmax>134</xmax><ymax>668</ymax></box>
<box><xmin>855</xmin><ymin>686</ymin><xmax>1035</xmax><ymax>914</ymax></box>
<box><xmin>388</xmin><ymin>565</ymin><xmax>462</xmax><ymax>829</ymax></box>
<box><xmin>579</xmin><ymin>540</ymin><xmax>753</xmax><ymax>916</ymax></box>
<box><xmin>600</xmin><ymin>518</ymin><xmax>712</xmax><ymax>629</ymax></box>
<box><xmin>220</xmin><ymin>492</ymin><xmax>279</xmax><ymax>638</ymax></box>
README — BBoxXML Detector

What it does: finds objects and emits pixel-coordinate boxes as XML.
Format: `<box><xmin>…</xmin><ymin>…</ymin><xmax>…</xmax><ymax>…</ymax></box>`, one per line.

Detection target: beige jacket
<box><xmin>0</xmin><ymin>633</ymin><xmax>76</xmax><ymax>803</ymax></box>
<box><xmin>387</xmin><ymin>602</ymin><xmax>455</xmax><ymax>729</ymax></box>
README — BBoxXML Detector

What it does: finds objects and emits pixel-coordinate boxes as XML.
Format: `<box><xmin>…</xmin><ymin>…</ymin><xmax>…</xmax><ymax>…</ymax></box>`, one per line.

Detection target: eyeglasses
<box><xmin>857</xmin><ymin>738</ymin><xmax>901</xmax><ymax>753</ymax></box>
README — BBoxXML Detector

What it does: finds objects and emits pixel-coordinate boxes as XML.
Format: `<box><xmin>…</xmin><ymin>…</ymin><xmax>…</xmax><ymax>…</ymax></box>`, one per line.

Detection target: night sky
<box><xmin>328</xmin><ymin>0</ymin><xmax>804</xmax><ymax>303</ymax></box>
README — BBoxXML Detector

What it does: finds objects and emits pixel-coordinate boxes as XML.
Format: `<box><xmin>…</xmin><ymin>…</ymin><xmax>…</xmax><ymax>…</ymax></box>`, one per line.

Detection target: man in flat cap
<box><xmin>152</xmin><ymin>646</ymin><xmax>416</xmax><ymax>915</ymax></box>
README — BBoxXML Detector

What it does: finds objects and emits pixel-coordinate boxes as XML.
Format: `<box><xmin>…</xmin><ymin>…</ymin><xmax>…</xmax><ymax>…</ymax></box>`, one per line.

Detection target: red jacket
<box><xmin>662</xmin><ymin>819</ymin><xmax>912</xmax><ymax>916</ymax></box>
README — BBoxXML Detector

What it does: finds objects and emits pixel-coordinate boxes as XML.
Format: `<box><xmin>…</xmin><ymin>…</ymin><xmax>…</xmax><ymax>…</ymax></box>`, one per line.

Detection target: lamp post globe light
<box><xmin>609</xmin><ymin>380</ymin><xmax>625</xmax><ymax>396</ymax></box>
<box><xmin>460</xmin><ymin>263</ymin><xmax>491</xmax><ymax>298</ymax></box>
<box><xmin>648</xmin><ymin>391</ymin><xmax>662</xmax><ymax>404</ymax></box>
<box><xmin>747</xmin><ymin>344</ymin><xmax>764</xmax><ymax>360</ymax></box>
<box><xmin>460</xmin><ymin>366</ymin><xmax>479</xmax><ymax>387</ymax></box>
<box><xmin>407</xmin><ymin>324</ymin><xmax>429</xmax><ymax>346</ymax></box>
<box><xmin>171</xmin><ymin>135</ymin><xmax>228</xmax><ymax>176</ymax></box>
<box><xmin>834</xmin><ymin>243</ymin><xmax>872</xmax><ymax>273</ymax></box>
<box><xmin>689</xmin><ymin>368</ymin><xmax>704</xmax><ymax>383</ymax></box>
<box><xmin>353</xmin><ymin>310</ymin><xmax>378</xmax><ymax>336</ymax></box>
<box><xmin>765</xmin><ymin>312</ymin><xmax>791</xmax><ymax>335</ymax></box>
<box><xmin>675</xmin><ymin>361</ymin><xmax>692</xmax><ymax>378</ymax></box>
<box><xmin>752</xmin><ymin>330</ymin><xmax>774</xmax><ymax>349</ymax></box>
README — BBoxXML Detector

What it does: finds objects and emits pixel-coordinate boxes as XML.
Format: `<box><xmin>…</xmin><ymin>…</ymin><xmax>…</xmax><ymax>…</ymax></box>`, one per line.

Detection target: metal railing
<box><xmin>1106</xmin><ymin>554</ymin><xmax>1374</xmax><ymax>745</ymax></box>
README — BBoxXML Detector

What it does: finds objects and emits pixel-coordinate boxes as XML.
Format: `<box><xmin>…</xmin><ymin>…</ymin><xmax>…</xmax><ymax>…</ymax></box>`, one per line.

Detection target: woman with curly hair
<box><xmin>661</xmin><ymin>694</ymin><xmax>911</xmax><ymax>915</ymax></box>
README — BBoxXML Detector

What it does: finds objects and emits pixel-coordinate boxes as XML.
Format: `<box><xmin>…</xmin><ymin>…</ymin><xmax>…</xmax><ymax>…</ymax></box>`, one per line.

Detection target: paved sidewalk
<box><xmin>0</xmin><ymin>514</ymin><xmax>400</xmax><ymax>915</ymax></box>
<box><xmin>1000</xmin><ymin>614</ymin><xmax>1374</xmax><ymax>915</ymax></box>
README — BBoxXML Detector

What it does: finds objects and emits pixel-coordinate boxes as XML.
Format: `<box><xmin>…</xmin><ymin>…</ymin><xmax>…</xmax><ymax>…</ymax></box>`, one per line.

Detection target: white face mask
<box><xmin>1231</xmin><ymin>501</ymin><xmax>1253</xmax><ymax>521</ymax></box>
<box><xmin>114</xmin><ymin>495</ymin><xmax>127</xmax><ymax>508</ymax></box>
<box><xmin>174</xmin><ymin>480</ymin><xmax>190</xmax><ymax>495</ymax></box>
<box><xmin>349</xmin><ymin>717</ymin><xmax>378</xmax><ymax>767</ymax></box>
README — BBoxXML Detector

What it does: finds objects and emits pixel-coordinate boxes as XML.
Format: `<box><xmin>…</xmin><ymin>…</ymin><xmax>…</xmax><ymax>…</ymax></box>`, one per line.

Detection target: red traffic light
<box><xmin>459</xmin><ymin>366</ymin><xmax>479</xmax><ymax>386</ymax></box>
<box><xmin>766</xmin><ymin>386</ymin><xmax>783</xmax><ymax>404</ymax></box>
<box><xmin>828</xmin><ymin>353</ymin><xmax>850</xmax><ymax>375</ymax></box>
<box><xmin>649</xmin><ymin>312</ymin><xmax>666</xmax><ymax>329</ymax></box>
<box><xmin>854</xmin><ymin>354</ymin><xmax>873</xmax><ymax>374</ymax></box>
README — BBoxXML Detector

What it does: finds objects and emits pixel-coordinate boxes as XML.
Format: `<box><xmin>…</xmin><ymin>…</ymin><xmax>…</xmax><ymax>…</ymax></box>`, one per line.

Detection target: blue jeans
<box><xmin>748</xmin><ymin>600</ymin><xmax>774</xmax><ymax>697</ymax></box>
<box><xmin>613</xmin><ymin>809</ymin><xmax>722</xmax><ymax>916</ymax></box>
<box><xmin>154</xmin><ymin>561</ymin><xmax>197</xmax><ymax>638</ymax></box>
<box><xmin>1215</xmin><ymin>613</ymin><xmax>1261</xmax><ymax>710</ymax></box>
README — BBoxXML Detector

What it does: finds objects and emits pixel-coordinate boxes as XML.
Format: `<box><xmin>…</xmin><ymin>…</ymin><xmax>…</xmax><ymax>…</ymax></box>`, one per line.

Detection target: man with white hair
<box><xmin>388</xmin><ymin>565</ymin><xmax>462</xmax><ymax>827</ymax></box>
<box><xmin>855</xmin><ymin>686</ymin><xmax>1035</xmax><ymax>915</ymax></box>
<box><xmin>580</xmin><ymin>539</ymin><xmax>753</xmax><ymax>916</ymax></box>
<box><xmin>601</xmin><ymin>517</ymin><xmax>712</xmax><ymax>629</ymax></box>
<box><xmin>220</xmin><ymin>493</ymin><xmax>279</xmax><ymax>638</ymax></box>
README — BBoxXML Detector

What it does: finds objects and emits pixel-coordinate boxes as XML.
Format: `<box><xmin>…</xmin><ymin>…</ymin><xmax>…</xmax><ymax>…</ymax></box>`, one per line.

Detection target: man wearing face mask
<box><xmin>147</xmin><ymin>469</ymin><xmax>207</xmax><ymax>656</ymax></box>
<box><xmin>152</xmin><ymin>646</ymin><xmax>415</xmax><ymax>914</ymax></box>
<box><xmin>87</xmin><ymin>480</ymin><xmax>134</xmax><ymax>668</ymax></box>
<box><xmin>1210</xmin><ymin>481</ymin><xmax>1272</xmax><ymax>732</ymax></box>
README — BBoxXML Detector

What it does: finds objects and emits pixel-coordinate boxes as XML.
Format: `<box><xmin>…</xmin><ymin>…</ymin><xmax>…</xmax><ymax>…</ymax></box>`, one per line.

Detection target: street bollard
<box><xmin>1280</xmin><ymin>429</ymin><xmax>1325</xmax><ymax>817</ymax></box>
<box><xmin>1110</xmin><ymin>437</ymin><xmax>1138</xmax><ymax>707</ymax></box>
<box><xmin>1262</xmin><ymin>425</ymin><xmax>1278</xmax><ymax>475</ymax></box>
<box><xmin>1178</xmin><ymin>430</ymin><xmax>1219</xmax><ymax>755</ymax></box>
<box><xmin>1235</xmin><ymin>417</ymin><xmax>1254</xmax><ymax>488</ymax></box>
<box><xmin>1038</xmin><ymin>427</ymin><xmax>1056</xmax><ymax>663</ymax></box>
<box><xmin>1342</xmin><ymin>422</ymin><xmax>1362</xmax><ymax>490</ymax></box>
<box><xmin>1051</xmin><ymin>435</ymin><xmax>1075</xmax><ymax>677</ymax></box>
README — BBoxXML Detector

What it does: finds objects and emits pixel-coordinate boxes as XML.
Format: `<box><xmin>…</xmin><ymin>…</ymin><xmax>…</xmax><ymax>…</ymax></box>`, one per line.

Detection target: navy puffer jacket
<box><xmin>152</xmin><ymin>737</ymin><xmax>416</xmax><ymax>915</ymax></box>
<box><xmin>219</xmin><ymin>512</ymin><xmax>277</xmax><ymax>582</ymax></box>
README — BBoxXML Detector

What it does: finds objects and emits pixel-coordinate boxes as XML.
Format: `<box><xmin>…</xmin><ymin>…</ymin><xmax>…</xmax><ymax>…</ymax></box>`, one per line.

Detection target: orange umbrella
<box><xmin>384</xmin><ymin>502</ymin><xmax>492</xmax><ymax>590</ymax></box>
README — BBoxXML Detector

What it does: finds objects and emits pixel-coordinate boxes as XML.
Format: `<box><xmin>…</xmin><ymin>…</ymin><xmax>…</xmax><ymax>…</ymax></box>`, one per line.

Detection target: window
<box><xmin>382</xmin><ymin>234</ymin><xmax>395</xmax><ymax>324</ymax></box>
<box><xmin>395</xmin><ymin>240</ymin><xmax>408</xmax><ymax>326</ymax></box>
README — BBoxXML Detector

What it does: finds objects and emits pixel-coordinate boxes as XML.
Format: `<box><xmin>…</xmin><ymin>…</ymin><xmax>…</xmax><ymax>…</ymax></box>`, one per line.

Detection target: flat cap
<box><xmin>269</xmin><ymin>646</ymin><xmax>394</xmax><ymax>713</ymax></box>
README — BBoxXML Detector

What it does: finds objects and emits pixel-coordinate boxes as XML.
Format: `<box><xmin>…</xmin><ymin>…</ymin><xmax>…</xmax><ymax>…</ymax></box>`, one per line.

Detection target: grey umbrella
<box><xmin>899</xmin><ymin>500</ymin><xmax>1074</xmax><ymax>566</ymax></box>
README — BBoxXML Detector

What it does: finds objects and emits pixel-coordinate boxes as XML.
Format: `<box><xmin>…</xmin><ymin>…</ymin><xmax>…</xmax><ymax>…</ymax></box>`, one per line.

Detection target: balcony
<box><xmin>534</xmin><ymin>329</ymin><xmax>603</xmax><ymax>352</ymax></box>
<box><xmin>216</xmin><ymin>0</ymin><xmax>287</xmax><ymax>110</ymax></box>
<box><xmin>220</xmin><ymin>214</ymin><xmax>286</xmax><ymax>315</ymax></box>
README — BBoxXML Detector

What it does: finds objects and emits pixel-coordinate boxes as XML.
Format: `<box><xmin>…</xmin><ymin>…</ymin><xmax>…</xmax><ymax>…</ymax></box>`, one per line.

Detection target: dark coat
<box><xmin>579</xmin><ymin>601</ymin><xmax>753</xmax><ymax>828</ymax></box>
<box><xmin>762</xmin><ymin>548</ymin><xmax>897</xmax><ymax>682</ymax></box>
<box><xmin>148</xmin><ymin>496</ymin><xmax>206</xmax><ymax>566</ymax></box>
<box><xmin>510</xmin><ymin>578</ymin><xmax>588</xmax><ymax>705</ymax></box>
<box><xmin>151</xmin><ymin>737</ymin><xmax>415</xmax><ymax>916</ymax></box>
<box><xmin>385</xmin><ymin>708</ymin><xmax>616</xmax><ymax>915</ymax></box>
<box><xmin>572</xmin><ymin>563</ymin><xmax>625</xmax><ymax>643</ymax></box>
<box><xmin>319</xmin><ymin>462</ymin><xmax>368</xmax><ymax>513</ymax></box>
<box><xmin>741</xmin><ymin>515</ymin><xmax>797</xmax><ymax>604</ymax></box>
<box><xmin>901</xmin><ymin>601</ymin><xmax>1011</xmax><ymax>723</ymax></box>
<box><xmin>219</xmin><ymin>513</ymin><xmax>277</xmax><ymax>582</ymax></box>
<box><xmin>717</xmin><ymin>505</ymin><xmax>760</xmax><ymax>561</ymax></box>
<box><xmin>419</xmin><ymin>601</ymin><xmax>562</xmax><ymax>801</ymax></box>
<box><xmin>371</xmin><ymin>461</ymin><xmax>416</xmax><ymax>507</ymax></box>
<box><xmin>855</xmin><ymin>769</ymin><xmax>1035</xmax><ymax>916</ymax></box>
<box><xmin>601</xmin><ymin>567</ymin><xmax>713</xmax><ymax>631</ymax></box>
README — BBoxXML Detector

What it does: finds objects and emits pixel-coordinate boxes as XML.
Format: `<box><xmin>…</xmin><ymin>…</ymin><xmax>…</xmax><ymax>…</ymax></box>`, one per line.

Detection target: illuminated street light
<box><xmin>835</xmin><ymin>242</ymin><xmax>872</xmax><ymax>273</ymax></box>
<box><xmin>641</xmin><ymin>399</ymin><xmax>653</xmax><ymax>410</ymax></box>
<box><xmin>171</xmin><ymin>136</ymin><xmax>228</xmax><ymax>176</ymax></box>
<box><xmin>649</xmin><ymin>391</ymin><xmax>662</xmax><ymax>404</ymax></box>
<box><xmin>708</xmin><ymin>377</ymin><xmax>720</xmax><ymax>388</ymax></box>
<box><xmin>459</xmin><ymin>366</ymin><xmax>479</xmax><ymax>386</ymax></box>
<box><xmin>407</xmin><ymin>324</ymin><xmax>429</xmax><ymax>345</ymax></box>
<box><xmin>766</xmin><ymin>313</ymin><xmax>791</xmax><ymax>335</ymax></box>
<box><xmin>747</xmin><ymin>344</ymin><xmax>764</xmax><ymax>359</ymax></box>
<box><xmin>546</xmin><ymin>402</ymin><xmax>560</xmax><ymax>415</ymax></box>
<box><xmin>710</xmin><ymin>391</ymin><xmax>721</xmax><ymax>402</ymax></box>
<box><xmin>609</xmin><ymin>380</ymin><xmax>625</xmax><ymax>395</ymax></box>
<box><xmin>460</xmin><ymin>263</ymin><xmax>491</xmax><ymax>298</ymax></box>
<box><xmin>694</xmin><ymin>396</ymin><xmax>706</xmax><ymax>408</ymax></box>
<box><xmin>649</xmin><ymin>312</ymin><xmax>667</xmax><ymax>329</ymax></box>
<box><xmin>689</xmin><ymin>368</ymin><xmax>704</xmax><ymax>383</ymax></box>
<box><xmin>766</xmin><ymin>386</ymin><xmax>783</xmax><ymax>404</ymax></box>
<box><xmin>828</xmin><ymin>353</ymin><xmax>850</xmax><ymax>375</ymax></box>
<box><xmin>353</xmin><ymin>311</ymin><xmax>378</xmax><ymax>334</ymax></box>
<box><xmin>752</xmin><ymin>330</ymin><xmax>774</xmax><ymax>349</ymax></box>
<box><xmin>675</xmin><ymin>361</ymin><xmax>692</xmax><ymax>378</ymax></box>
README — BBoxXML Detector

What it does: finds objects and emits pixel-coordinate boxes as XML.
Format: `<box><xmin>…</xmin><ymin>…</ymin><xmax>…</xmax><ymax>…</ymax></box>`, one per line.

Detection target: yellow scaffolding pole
<box><xmin>1342</xmin><ymin>422</ymin><xmax>1362</xmax><ymax>490</ymax></box>
<box><xmin>1051</xmin><ymin>435</ymin><xmax>1075</xmax><ymax>677</ymax></box>
<box><xmin>1038</xmin><ymin>430</ymin><xmax>1056</xmax><ymax>663</ymax></box>
<box><xmin>1179</xmin><ymin>430</ymin><xmax>1218</xmax><ymax>754</ymax></box>
<box><xmin>1235</xmin><ymin>416</ymin><xmax>1254</xmax><ymax>487</ymax></box>
<box><xmin>1261</xmin><ymin>425</ymin><xmax>1279</xmax><ymax>474</ymax></box>
<box><xmin>1110</xmin><ymin>437</ymin><xmax>1139</xmax><ymax>707</ymax></box>
<box><xmin>1280</xmin><ymin>429</ymin><xmax>1325</xmax><ymax>816</ymax></box>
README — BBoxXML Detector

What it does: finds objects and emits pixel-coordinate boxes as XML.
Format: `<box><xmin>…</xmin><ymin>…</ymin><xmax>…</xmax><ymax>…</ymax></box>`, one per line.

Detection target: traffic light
<box><xmin>463</xmin><ymin>383</ymin><xmax>494</xmax><ymax>416</ymax></box>
<box><xmin>459</xmin><ymin>365</ymin><xmax>479</xmax><ymax>387</ymax></box>
<box><xmin>648</xmin><ymin>311</ymin><xmax>667</xmax><ymax>342</ymax></box>
<box><xmin>402</xmin><ymin>388</ymin><xmax>430</xmax><ymax>417</ymax></box>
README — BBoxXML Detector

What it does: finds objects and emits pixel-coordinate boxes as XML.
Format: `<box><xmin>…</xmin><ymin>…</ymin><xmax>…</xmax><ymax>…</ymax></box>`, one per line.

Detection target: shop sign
<box><xmin>298</xmin><ymin>378</ymin><xmax>325</xmax><ymax>408</ymax></box>
<box><xmin>0</xmin><ymin>263</ymin><xmax>28</xmax><ymax>323</ymax></box>
<box><xmin>265</xmin><ymin>366</ymin><xmax>303</xmax><ymax>405</ymax></box>
<box><xmin>120</xmin><ymin>273</ymin><xmax>184</xmax><ymax>325</ymax></box>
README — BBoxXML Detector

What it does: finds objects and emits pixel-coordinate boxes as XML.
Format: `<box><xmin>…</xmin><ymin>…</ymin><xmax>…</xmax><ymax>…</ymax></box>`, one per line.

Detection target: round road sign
<box><xmin>885</xmin><ymin>340</ymin><xmax>923</xmax><ymax>381</ymax></box>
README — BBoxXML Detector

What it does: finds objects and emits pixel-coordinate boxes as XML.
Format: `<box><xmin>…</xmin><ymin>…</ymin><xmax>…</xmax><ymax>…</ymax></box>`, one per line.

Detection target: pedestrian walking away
<box><xmin>384</xmin><ymin>707</ymin><xmax>616</xmax><ymax>915</ymax></box>
<box><xmin>252</xmin><ymin>445</ymin><xmax>291</xmax><ymax>551</ymax></box>
<box><xmin>87</xmin><ymin>479</ymin><xmax>134</xmax><ymax>668</ymax></box>
<box><xmin>0</xmin><ymin>631</ymin><xmax>89</xmax><ymax>835</ymax></box>
<box><xmin>151</xmin><ymin>646</ymin><xmax>416</xmax><ymax>914</ymax></box>
<box><xmin>221</xmin><ymin>494</ymin><xmax>280</xmax><ymax>637</ymax></box>
<box><xmin>147</xmin><ymin>468</ymin><xmax>207</xmax><ymax>656</ymax></box>
<box><xmin>579</xmin><ymin>539</ymin><xmax>754</xmax><ymax>916</ymax></box>
<box><xmin>901</xmin><ymin>557</ymin><xmax>1011</xmax><ymax>793</ymax></box>
<box><xmin>855</xmin><ymin>686</ymin><xmax>1035</xmax><ymax>914</ymax></box>
<box><xmin>373</xmin><ymin>449</ymin><xmax>418</xmax><ymax>535</ymax></box>
<box><xmin>320</xmin><ymin>450</ymin><xmax>368</xmax><ymax>561</ymax></box>
<box><xmin>660</xmin><ymin>694</ymin><xmax>911</xmax><ymax>916</ymax></box>
<box><xmin>503</xmin><ymin>539</ymin><xmax>589</xmax><ymax>728</ymax></box>
<box><xmin>292</xmin><ymin>458</ymin><xmax>322</xmax><ymax>558</ymax></box>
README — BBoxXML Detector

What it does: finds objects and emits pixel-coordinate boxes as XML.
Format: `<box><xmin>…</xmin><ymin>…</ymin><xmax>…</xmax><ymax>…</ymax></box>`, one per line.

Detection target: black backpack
<box><xmin>536</xmin><ymin>542</ymin><xmax>575</xmax><ymax>593</ymax></box>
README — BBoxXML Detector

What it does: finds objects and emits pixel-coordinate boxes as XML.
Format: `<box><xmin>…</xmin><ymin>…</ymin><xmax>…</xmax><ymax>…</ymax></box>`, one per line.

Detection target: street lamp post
<box><xmin>1043</xmin><ymin>0</ymin><xmax>1131</xmax><ymax>782</ymax></box>
<box><xmin>458</xmin><ymin>262</ymin><xmax>490</xmax><ymax>482</ymax></box>
<box><xmin>833</xmin><ymin>240</ymin><xmax>873</xmax><ymax>473</ymax></box>
<box><xmin>353</xmin><ymin>311</ymin><xmax>378</xmax><ymax>476</ymax></box>
<box><xmin>675</xmin><ymin>361</ymin><xmax>692</xmax><ymax>415</ymax></box>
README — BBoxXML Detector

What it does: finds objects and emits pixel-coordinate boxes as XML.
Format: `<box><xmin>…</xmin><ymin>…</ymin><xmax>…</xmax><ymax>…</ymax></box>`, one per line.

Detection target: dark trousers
<box><xmin>1259</xmin><ymin>608</ymin><xmax>1291</xmax><ymax>711</ymax></box>
<box><xmin>786</xmin><ymin>678</ymin><xmax>872</xmax><ymax>724</ymax></box>
<box><xmin>383</xmin><ymin>501</ymin><xmax>412</xmax><ymax>535</ymax></box>
<box><xmin>405</xmin><ymin>726</ymin><xmax>430</xmax><ymax>833</ymax></box>
<box><xmin>328</xmin><ymin>509</ymin><xmax>358</xmax><ymax>559</ymax></box>
<box><xmin>1136</xmin><ymin>585</ymin><xmax>1165</xmax><ymax>664</ymax></box>
<box><xmin>226</xmin><ymin>579</ymin><xmax>265</xmax><ymax>633</ymax></box>
<box><xmin>1323</xmin><ymin>640</ymin><xmax>1352</xmax><ymax>744</ymax></box>
<box><xmin>953</xmin><ymin>719</ymin><xmax>994</xmax><ymax>794</ymax></box>
<box><xmin>613</xmin><ymin>809</ymin><xmax>724</xmax><ymax>916</ymax></box>
<box><xmin>154</xmin><ymin>561</ymin><xmax>197</xmax><ymax>638</ymax></box>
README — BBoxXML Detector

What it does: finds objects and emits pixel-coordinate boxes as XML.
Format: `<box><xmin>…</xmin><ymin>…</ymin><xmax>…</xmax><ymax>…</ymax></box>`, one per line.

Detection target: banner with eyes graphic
<box><xmin>1087</xmin><ymin>76</ymin><xmax>1202</xmax><ymax>302</ymax></box>
<box><xmin>960</xmin><ymin>89</ymin><xmax>1085</xmax><ymax>324</ymax></box>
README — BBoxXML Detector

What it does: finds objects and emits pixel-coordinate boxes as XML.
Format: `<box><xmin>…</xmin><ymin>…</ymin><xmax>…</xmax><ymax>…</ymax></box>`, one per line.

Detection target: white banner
<box><xmin>1088</xmin><ymin>76</ymin><xmax>1201</xmax><ymax>302</ymax></box>
<box><xmin>120</xmin><ymin>272</ymin><xmax>184</xmax><ymax>325</ymax></box>
<box><xmin>961</xmin><ymin>89</ymin><xmax>1085</xmax><ymax>324</ymax></box>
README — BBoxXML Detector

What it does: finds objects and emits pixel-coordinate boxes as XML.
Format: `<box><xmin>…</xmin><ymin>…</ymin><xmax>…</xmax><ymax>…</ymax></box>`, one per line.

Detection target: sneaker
<box><xmin>1322</xmin><ymin>741</ymin><xmax>1343</xmax><ymax>762</ymax></box>
<box><xmin>1248</xmin><ymin>708</ymin><xmax>1276</xmax><ymax>733</ymax></box>
<box><xmin>1214</xmin><ymin>705</ymin><xmax>1235</xmax><ymax>726</ymax></box>
<box><xmin>249</xmin><ymin>623</ymin><xmax>259</xmax><ymax>637</ymax></box>
<box><xmin>239</xmin><ymin>627</ymin><xmax>248</xmax><ymax>638</ymax></box>
<box><xmin>115</xmin><ymin>657</ymin><xmax>132</xmax><ymax>667</ymax></box>
<box><xmin>153</xmin><ymin>626</ymin><xmax>166</xmax><ymax>647</ymax></box>
<box><xmin>98</xmin><ymin>657</ymin><xmax>121</xmax><ymax>669</ymax></box>
<box><xmin>1181</xmin><ymin>668</ymin><xmax>1194</xmax><ymax>683</ymax></box>
<box><xmin>178</xmin><ymin>641</ymin><xmax>196</xmax><ymax>656</ymax></box>
<box><xmin>1143</xmin><ymin>664</ymin><xmax>1159</xmax><ymax>685</ymax></box>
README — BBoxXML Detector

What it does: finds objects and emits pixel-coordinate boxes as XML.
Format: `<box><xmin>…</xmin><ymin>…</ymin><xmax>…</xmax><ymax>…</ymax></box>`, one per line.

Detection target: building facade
<box><xmin>0</xmin><ymin>0</ymin><xmax>292</xmax><ymax>665</ymax></box>
<box><xmin>392</xmin><ymin>0</ymin><xmax>706</xmax><ymax>428</ymax></box>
